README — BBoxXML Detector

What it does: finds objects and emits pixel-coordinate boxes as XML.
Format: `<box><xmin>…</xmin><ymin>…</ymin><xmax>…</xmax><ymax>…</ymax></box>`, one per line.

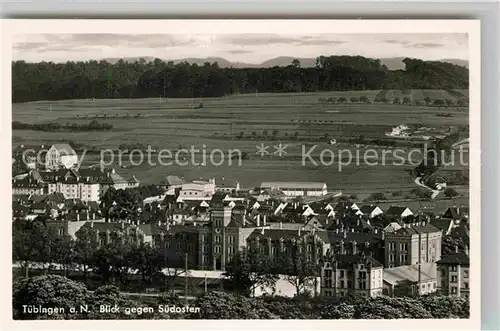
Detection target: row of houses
<box><xmin>42</xmin><ymin>199</ymin><xmax>469</xmax><ymax>299</ymax></box>
<box><xmin>12</xmin><ymin>168</ymin><xmax>140</xmax><ymax>202</ymax></box>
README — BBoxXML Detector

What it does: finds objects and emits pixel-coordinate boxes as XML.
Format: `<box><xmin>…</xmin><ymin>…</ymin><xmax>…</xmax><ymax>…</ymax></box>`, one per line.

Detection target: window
<box><xmin>451</xmin><ymin>287</ymin><xmax>458</xmax><ymax>294</ymax></box>
<box><xmin>389</xmin><ymin>253</ymin><xmax>395</xmax><ymax>262</ymax></box>
<box><xmin>400</xmin><ymin>243</ymin><xmax>408</xmax><ymax>251</ymax></box>
<box><xmin>464</xmin><ymin>270</ymin><xmax>469</xmax><ymax>278</ymax></box>
<box><xmin>401</xmin><ymin>253</ymin><xmax>408</xmax><ymax>263</ymax></box>
<box><xmin>389</xmin><ymin>242</ymin><xmax>396</xmax><ymax>250</ymax></box>
<box><xmin>451</xmin><ymin>275</ymin><xmax>458</xmax><ymax>283</ymax></box>
<box><xmin>58</xmin><ymin>228</ymin><xmax>64</xmax><ymax>235</ymax></box>
<box><xmin>340</xmin><ymin>280</ymin><xmax>345</xmax><ymax>288</ymax></box>
<box><xmin>340</xmin><ymin>270</ymin><xmax>345</xmax><ymax>278</ymax></box>
<box><xmin>441</xmin><ymin>269</ymin><xmax>446</xmax><ymax>277</ymax></box>
<box><xmin>307</xmin><ymin>245</ymin><xmax>312</xmax><ymax>252</ymax></box>
<box><xmin>227</xmin><ymin>236</ymin><xmax>234</xmax><ymax>244</ymax></box>
<box><xmin>358</xmin><ymin>271</ymin><xmax>367</xmax><ymax>279</ymax></box>
<box><xmin>228</xmin><ymin>246</ymin><xmax>235</xmax><ymax>255</ymax></box>
<box><xmin>325</xmin><ymin>279</ymin><xmax>332</xmax><ymax>288</ymax></box>
<box><xmin>451</xmin><ymin>265</ymin><xmax>458</xmax><ymax>271</ymax></box>
<box><xmin>215</xmin><ymin>235</ymin><xmax>221</xmax><ymax>243</ymax></box>
<box><xmin>176</xmin><ymin>242</ymin><xmax>182</xmax><ymax>250</ymax></box>
<box><xmin>214</xmin><ymin>246</ymin><xmax>221</xmax><ymax>254</ymax></box>
<box><xmin>441</xmin><ymin>280</ymin><xmax>446</xmax><ymax>288</ymax></box>
<box><xmin>347</xmin><ymin>280</ymin><xmax>352</xmax><ymax>289</ymax></box>
<box><xmin>464</xmin><ymin>282</ymin><xmax>469</xmax><ymax>289</ymax></box>
<box><xmin>271</xmin><ymin>247</ymin><xmax>277</xmax><ymax>255</ymax></box>
<box><xmin>325</xmin><ymin>270</ymin><xmax>332</xmax><ymax>277</ymax></box>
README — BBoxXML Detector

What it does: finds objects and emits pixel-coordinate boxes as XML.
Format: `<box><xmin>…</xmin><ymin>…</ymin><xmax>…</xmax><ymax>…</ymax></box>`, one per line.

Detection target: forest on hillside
<box><xmin>12</xmin><ymin>56</ymin><xmax>469</xmax><ymax>103</ymax></box>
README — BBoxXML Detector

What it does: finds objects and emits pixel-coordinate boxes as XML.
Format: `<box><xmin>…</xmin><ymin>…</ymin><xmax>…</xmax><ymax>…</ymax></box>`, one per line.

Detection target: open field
<box><xmin>12</xmin><ymin>90</ymin><xmax>469</xmax><ymax>198</ymax></box>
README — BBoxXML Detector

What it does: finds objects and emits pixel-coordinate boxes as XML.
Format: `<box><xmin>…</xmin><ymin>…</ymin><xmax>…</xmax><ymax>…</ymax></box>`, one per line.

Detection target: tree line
<box><xmin>13</xmin><ymin>274</ymin><xmax>470</xmax><ymax>320</ymax></box>
<box><xmin>13</xmin><ymin>56</ymin><xmax>469</xmax><ymax>102</ymax></box>
<box><xmin>12</xmin><ymin>119</ymin><xmax>113</xmax><ymax>132</ymax></box>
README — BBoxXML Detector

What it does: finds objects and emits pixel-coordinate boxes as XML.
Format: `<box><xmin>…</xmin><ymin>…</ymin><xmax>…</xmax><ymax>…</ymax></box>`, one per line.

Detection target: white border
<box><xmin>0</xmin><ymin>19</ymin><xmax>481</xmax><ymax>331</ymax></box>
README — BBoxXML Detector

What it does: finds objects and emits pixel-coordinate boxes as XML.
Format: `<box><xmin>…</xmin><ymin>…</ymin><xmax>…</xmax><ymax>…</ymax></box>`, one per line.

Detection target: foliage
<box><xmin>223</xmin><ymin>250</ymin><xmax>279</xmax><ymax>297</ymax></box>
<box><xmin>190</xmin><ymin>291</ymin><xmax>278</xmax><ymax>319</ymax></box>
<box><xmin>444</xmin><ymin>187</ymin><xmax>459</xmax><ymax>198</ymax></box>
<box><xmin>12</xmin><ymin>57</ymin><xmax>469</xmax><ymax>102</ymax></box>
<box><xmin>442</xmin><ymin>235</ymin><xmax>469</xmax><ymax>256</ymax></box>
<box><xmin>12</xmin><ymin>120</ymin><xmax>113</xmax><ymax>132</ymax></box>
<box><xmin>12</xmin><ymin>275</ymin><xmax>90</xmax><ymax>320</ymax></box>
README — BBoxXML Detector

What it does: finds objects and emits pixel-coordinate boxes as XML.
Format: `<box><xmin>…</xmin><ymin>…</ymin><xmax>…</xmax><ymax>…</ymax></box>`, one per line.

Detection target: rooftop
<box><xmin>51</xmin><ymin>143</ymin><xmax>77</xmax><ymax>156</ymax></box>
<box><xmin>260</xmin><ymin>182</ymin><xmax>326</xmax><ymax>190</ymax></box>
<box><xmin>383</xmin><ymin>262</ymin><xmax>437</xmax><ymax>285</ymax></box>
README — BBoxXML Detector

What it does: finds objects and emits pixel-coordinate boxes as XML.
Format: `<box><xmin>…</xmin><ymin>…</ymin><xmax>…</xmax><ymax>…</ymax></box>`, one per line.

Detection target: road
<box><xmin>414</xmin><ymin>176</ymin><xmax>441</xmax><ymax>199</ymax></box>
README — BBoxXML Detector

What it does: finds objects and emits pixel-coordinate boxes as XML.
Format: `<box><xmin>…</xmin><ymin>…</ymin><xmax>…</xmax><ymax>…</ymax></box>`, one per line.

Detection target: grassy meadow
<box><xmin>12</xmin><ymin>90</ymin><xmax>469</xmax><ymax>201</ymax></box>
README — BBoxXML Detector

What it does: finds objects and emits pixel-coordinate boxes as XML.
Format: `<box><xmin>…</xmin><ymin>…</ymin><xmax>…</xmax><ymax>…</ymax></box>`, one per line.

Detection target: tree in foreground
<box><xmin>12</xmin><ymin>275</ymin><xmax>90</xmax><ymax>320</ymax></box>
<box><xmin>223</xmin><ymin>249</ymin><xmax>278</xmax><ymax>297</ymax></box>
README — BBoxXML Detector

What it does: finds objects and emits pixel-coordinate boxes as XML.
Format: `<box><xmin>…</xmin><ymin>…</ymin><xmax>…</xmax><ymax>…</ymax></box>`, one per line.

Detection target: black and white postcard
<box><xmin>1</xmin><ymin>19</ymin><xmax>481</xmax><ymax>330</ymax></box>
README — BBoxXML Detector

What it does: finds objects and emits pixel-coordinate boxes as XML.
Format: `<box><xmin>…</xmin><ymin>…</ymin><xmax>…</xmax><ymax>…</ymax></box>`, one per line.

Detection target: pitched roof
<box><xmin>316</xmin><ymin>230</ymin><xmax>383</xmax><ymax>245</ymax></box>
<box><xmin>383</xmin><ymin>263</ymin><xmax>437</xmax><ymax>285</ymax></box>
<box><xmin>165</xmin><ymin>175</ymin><xmax>185</xmax><ymax>186</ymax></box>
<box><xmin>260</xmin><ymin>182</ymin><xmax>326</xmax><ymax>190</ymax></box>
<box><xmin>443</xmin><ymin>207</ymin><xmax>470</xmax><ymax>220</ymax></box>
<box><xmin>51</xmin><ymin>144</ymin><xmax>77</xmax><ymax>155</ymax></box>
<box><xmin>430</xmin><ymin>218</ymin><xmax>453</xmax><ymax>232</ymax></box>
<box><xmin>391</xmin><ymin>222</ymin><xmax>440</xmax><ymax>235</ymax></box>
<box><xmin>329</xmin><ymin>253</ymin><xmax>384</xmax><ymax>269</ymax></box>
<box><xmin>359</xmin><ymin>204</ymin><xmax>381</xmax><ymax>214</ymax></box>
<box><xmin>386</xmin><ymin>206</ymin><xmax>411</xmax><ymax>216</ymax></box>
<box><xmin>436</xmin><ymin>252</ymin><xmax>470</xmax><ymax>265</ymax></box>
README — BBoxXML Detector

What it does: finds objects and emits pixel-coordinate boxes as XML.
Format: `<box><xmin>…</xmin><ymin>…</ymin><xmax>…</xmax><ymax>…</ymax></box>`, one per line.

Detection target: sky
<box><xmin>12</xmin><ymin>33</ymin><xmax>468</xmax><ymax>64</ymax></box>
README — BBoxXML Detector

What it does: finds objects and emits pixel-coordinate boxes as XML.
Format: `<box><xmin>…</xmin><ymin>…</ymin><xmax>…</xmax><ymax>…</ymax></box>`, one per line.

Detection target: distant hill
<box><xmin>100</xmin><ymin>56</ymin><xmax>468</xmax><ymax>70</ymax></box>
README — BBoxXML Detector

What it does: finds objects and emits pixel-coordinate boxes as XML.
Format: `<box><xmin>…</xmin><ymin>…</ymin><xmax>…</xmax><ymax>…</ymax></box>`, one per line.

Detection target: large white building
<box><xmin>178</xmin><ymin>179</ymin><xmax>216</xmax><ymax>201</ymax></box>
<box><xmin>46</xmin><ymin>144</ymin><xmax>78</xmax><ymax>170</ymax></box>
<box><xmin>260</xmin><ymin>181</ymin><xmax>328</xmax><ymax>197</ymax></box>
<box><xmin>41</xmin><ymin>169</ymin><xmax>100</xmax><ymax>202</ymax></box>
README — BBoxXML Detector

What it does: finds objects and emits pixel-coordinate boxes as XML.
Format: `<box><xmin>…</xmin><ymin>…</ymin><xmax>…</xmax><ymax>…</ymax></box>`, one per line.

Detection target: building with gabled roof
<box><xmin>46</xmin><ymin>143</ymin><xmax>78</xmax><ymax>170</ymax></box>
<box><xmin>321</xmin><ymin>252</ymin><xmax>384</xmax><ymax>298</ymax></box>
<box><xmin>384</xmin><ymin>221</ymin><xmax>442</xmax><ymax>268</ymax></box>
<box><xmin>383</xmin><ymin>262</ymin><xmax>437</xmax><ymax>297</ymax></box>
<box><xmin>359</xmin><ymin>204</ymin><xmax>384</xmax><ymax>219</ymax></box>
<box><xmin>436</xmin><ymin>246</ymin><xmax>470</xmax><ymax>298</ymax></box>
<box><xmin>385</xmin><ymin>206</ymin><xmax>413</xmax><ymax>219</ymax></box>
<box><xmin>260</xmin><ymin>181</ymin><xmax>327</xmax><ymax>197</ymax></box>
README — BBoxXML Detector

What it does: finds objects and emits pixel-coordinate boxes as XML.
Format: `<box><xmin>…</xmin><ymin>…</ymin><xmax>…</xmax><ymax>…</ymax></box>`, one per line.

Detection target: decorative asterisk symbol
<box><xmin>256</xmin><ymin>143</ymin><xmax>270</xmax><ymax>157</ymax></box>
<box><xmin>273</xmin><ymin>143</ymin><xmax>288</xmax><ymax>157</ymax></box>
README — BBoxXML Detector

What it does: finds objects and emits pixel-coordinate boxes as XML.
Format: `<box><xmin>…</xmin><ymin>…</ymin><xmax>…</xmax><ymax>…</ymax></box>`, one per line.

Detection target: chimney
<box><xmin>351</xmin><ymin>228</ymin><xmax>355</xmax><ymax>233</ymax></box>
<box><xmin>76</xmin><ymin>213</ymin><xmax>80</xmax><ymax>222</ymax></box>
<box><xmin>374</xmin><ymin>228</ymin><xmax>378</xmax><ymax>234</ymax></box>
<box><xmin>86</xmin><ymin>210</ymin><xmax>89</xmax><ymax>220</ymax></box>
<box><xmin>298</xmin><ymin>228</ymin><xmax>301</xmax><ymax>236</ymax></box>
<box><xmin>92</xmin><ymin>212</ymin><xmax>95</xmax><ymax>220</ymax></box>
<box><xmin>263</xmin><ymin>214</ymin><xmax>267</xmax><ymax>226</ymax></box>
<box><xmin>357</xmin><ymin>219</ymin><xmax>360</xmax><ymax>227</ymax></box>
<box><xmin>455</xmin><ymin>245</ymin><xmax>459</xmax><ymax>253</ymax></box>
<box><xmin>343</xmin><ymin>229</ymin><xmax>347</xmax><ymax>239</ymax></box>
<box><xmin>91</xmin><ymin>220</ymin><xmax>94</xmax><ymax>228</ymax></box>
<box><xmin>121</xmin><ymin>221</ymin><xmax>125</xmax><ymax>229</ymax></box>
<box><xmin>340</xmin><ymin>240</ymin><xmax>345</xmax><ymax>254</ymax></box>
<box><xmin>382</xmin><ymin>232</ymin><xmax>385</xmax><ymax>240</ymax></box>
<box><xmin>464</xmin><ymin>245</ymin><xmax>469</xmax><ymax>256</ymax></box>
<box><xmin>352</xmin><ymin>241</ymin><xmax>357</xmax><ymax>254</ymax></box>
<box><xmin>335</xmin><ymin>228</ymin><xmax>339</xmax><ymax>234</ymax></box>
<box><xmin>256</xmin><ymin>214</ymin><xmax>261</xmax><ymax>227</ymax></box>
<box><xmin>336</xmin><ymin>218</ymin><xmax>339</xmax><ymax>226</ymax></box>
<box><xmin>279</xmin><ymin>222</ymin><xmax>283</xmax><ymax>230</ymax></box>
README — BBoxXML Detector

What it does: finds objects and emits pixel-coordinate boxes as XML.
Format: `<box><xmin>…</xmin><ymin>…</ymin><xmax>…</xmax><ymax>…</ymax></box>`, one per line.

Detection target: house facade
<box><xmin>384</xmin><ymin>222</ymin><xmax>442</xmax><ymax>268</ymax></box>
<box><xmin>46</xmin><ymin>144</ymin><xmax>78</xmax><ymax>170</ymax></box>
<box><xmin>41</xmin><ymin>169</ymin><xmax>101</xmax><ymax>202</ymax></box>
<box><xmin>178</xmin><ymin>179</ymin><xmax>216</xmax><ymax>201</ymax></box>
<box><xmin>321</xmin><ymin>253</ymin><xmax>384</xmax><ymax>298</ymax></box>
<box><xmin>260</xmin><ymin>182</ymin><xmax>328</xmax><ymax>197</ymax></box>
<box><xmin>436</xmin><ymin>247</ymin><xmax>470</xmax><ymax>298</ymax></box>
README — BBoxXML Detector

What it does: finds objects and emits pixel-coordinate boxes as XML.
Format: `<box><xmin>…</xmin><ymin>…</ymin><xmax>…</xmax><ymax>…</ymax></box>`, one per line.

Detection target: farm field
<box><xmin>12</xmin><ymin>90</ymin><xmax>470</xmax><ymax>198</ymax></box>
